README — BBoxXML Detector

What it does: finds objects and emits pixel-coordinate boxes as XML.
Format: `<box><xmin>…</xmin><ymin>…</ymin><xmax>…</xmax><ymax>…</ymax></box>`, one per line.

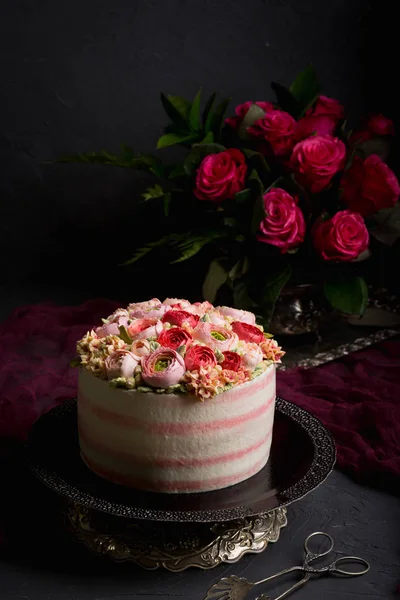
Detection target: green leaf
<box><xmin>122</xmin><ymin>234</ymin><xmax>178</xmax><ymax>265</ymax></box>
<box><xmin>324</xmin><ymin>277</ymin><xmax>368</xmax><ymax>316</ymax></box>
<box><xmin>203</xmin><ymin>92</ymin><xmax>217</xmax><ymax>132</ymax></box>
<box><xmin>242</xmin><ymin>149</ymin><xmax>271</xmax><ymax>180</ymax></box>
<box><xmin>142</xmin><ymin>183</ymin><xmax>164</xmax><ymax>201</ymax></box>
<box><xmin>249</xmin><ymin>168</ymin><xmax>264</xmax><ymax>196</ymax></box>
<box><xmin>251</xmin><ymin>193</ymin><xmax>266</xmax><ymax>234</ymax></box>
<box><xmin>260</xmin><ymin>264</ymin><xmax>292</xmax><ymax>320</ymax></box>
<box><xmin>183</xmin><ymin>143</ymin><xmax>226</xmax><ymax>176</ymax></box>
<box><xmin>157</xmin><ymin>133</ymin><xmax>197</xmax><ymax>149</ymax></box>
<box><xmin>209</xmin><ymin>97</ymin><xmax>232</xmax><ymax>139</ymax></box>
<box><xmin>192</xmin><ymin>142</ymin><xmax>226</xmax><ymax>154</ymax></box>
<box><xmin>370</xmin><ymin>204</ymin><xmax>400</xmax><ymax>246</ymax></box>
<box><xmin>235</xmin><ymin>188</ymin><xmax>252</xmax><ymax>203</ymax></box>
<box><xmin>167</xmin><ymin>164</ymin><xmax>187</xmax><ymax>179</ymax></box>
<box><xmin>202</xmin><ymin>259</ymin><xmax>229</xmax><ymax>303</ymax></box>
<box><xmin>56</xmin><ymin>149</ymin><xmax>164</xmax><ymax>176</ymax></box>
<box><xmin>189</xmin><ymin>87</ymin><xmax>202</xmax><ymax>130</ymax></box>
<box><xmin>238</xmin><ymin>103</ymin><xmax>266</xmax><ymax>139</ymax></box>
<box><xmin>163</xmin><ymin>192</ymin><xmax>171</xmax><ymax>216</ymax></box>
<box><xmin>289</xmin><ymin>64</ymin><xmax>321</xmax><ymax>115</ymax></box>
<box><xmin>171</xmin><ymin>231</ymin><xmax>226</xmax><ymax>264</ymax></box>
<box><xmin>270</xmin><ymin>81</ymin><xmax>300</xmax><ymax>117</ymax></box>
<box><xmin>160</xmin><ymin>93</ymin><xmax>190</xmax><ymax>129</ymax></box>
<box><xmin>118</xmin><ymin>325</ymin><xmax>133</xmax><ymax>344</ymax></box>
<box><xmin>69</xmin><ymin>357</ymin><xmax>81</xmax><ymax>368</ymax></box>
<box><xmin>201</xmin><ymin>131</ymin><xmax>214</xmax><ymax>143</ymax></box>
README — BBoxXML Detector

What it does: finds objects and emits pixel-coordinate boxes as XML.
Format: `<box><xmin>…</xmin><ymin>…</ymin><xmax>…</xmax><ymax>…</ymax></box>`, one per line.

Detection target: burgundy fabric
<box><xmin>0</xmin><ymin>300</ymin><xmax>399</xmax><ymax>490</ymax></box>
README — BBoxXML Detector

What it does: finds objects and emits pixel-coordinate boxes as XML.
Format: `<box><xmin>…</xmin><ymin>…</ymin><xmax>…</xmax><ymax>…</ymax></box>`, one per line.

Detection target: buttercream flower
<box><xmin>194</xmin><ymin>149</ymin><xmax>247</xmax><ymax>202</ymax></box>
<box><xmin>240</xmin><ymin>343</ymin><xmax>264</xmax><ymax>370</ymax></box>
<box><xmin>208</xmin><ymin>311</ymin><xmax>227</xmax><ymax>325</ymax></box>
<box><xmin>163</xmin><ymin>298</ymin><xmax>192</xmax><ymax>308</ymax></box>
<box><xmin>260</xmin><ymin>338</ymin><xmax>285</xmax><ymax>363</ymax></box>
<box><xmin>313</xmin><ymin>210</ymin><xmax>369</xmax><ymax>262</ymax></box>
<box><xmin>107</xmin><ymin>308</ymin><xmax>130</xmax><ymax>324</ymax></box>
<box><xmin>128</xmin><ymin>298</ymin><xmax>161</xmax><ymax>312</ymax></box>
<box><xmin>257</xmin><ymin>188</ymin><xmax>306</xmax><ymax>253</ymax></box>
<box><xmin>340</xmin><ymin>154</ymin><xmax>400</xmax><ymax>217</ymax></box>
<box><xmin>141</xmin><ymin>348</ymin><xmax>185</xmax><ymax>388</ymax></box>
<box><xmin>158</xmin><ymin>327</ymin><xmax>193</xmax><ymax>350</ymax></box>
<box><xmin>185</xmin><ymin>345</ymin><xmax>217</xmax><ymax>371</ymax></box>
<box><xmin>127</xmin><ymin>318</ymin><xmax>163</xmax><ymax>340</ymax></box>
<box><xmin>295</xmin><ymin>95</ymin><xmax>345</xmax><ymax>141</ymax></box>
<box><xmin>105</xmin><ymin>350</ymin><xmax>139</xmax><ymax>380</ymax></box>
<box><xmin>247</xmin><ymin>109</ymin><xmax>297</xmax><ymax>157</ymax></box>
<box><xmin>162</xmin><ymin>310</ymin><xmax>200</xmax><ymax>329</ymax></box>
<box><xmin>183</xmin><ymin>365</ymin><xmax>222</xmax><ymax>400</ymax></box>
<box><xmin>129</xmin><ymin>304</ymin><xmax>168</xmax><ymax>319</ymax></box>
<box><xmin>130</xmin><ymin>339</ymin><xmax>152</xmax><ymax>357</ymax></box>
<box><xmin>184</xmin><ymin>301</ymin><xmax>214</xmax><ymax>317</ymax></box>
<box><xmin>216</xmin><ymin>306</ymin><xmax>256</xmax><ymax>325</ymax></box>
<box><xmin>220</xmin><ymin>351</ymin><xmax>242</xmax><ymax>372</ymax></box>
<box><xmin>225</xmin><ymin>101</ymin><xmax>275</xmax><ymax>129</ymax></box>
<box><xmin>95</xmin><ymin>322</ymin><xmax>120</xmax><ymax>338</ymax></box>
<box><xmin>231</xmin><ymin>321</ymin><xmax>264</xmax><ymax>344</ymax></box>
<box><xmin>290</xmin><ymin>135</ymin><xmax>346</xmax><ymax>193</ymax></box>
<box><xmin>193</xmin><ymin>323</ymin><xmax>239</xmax><ymax>351</ymax></box>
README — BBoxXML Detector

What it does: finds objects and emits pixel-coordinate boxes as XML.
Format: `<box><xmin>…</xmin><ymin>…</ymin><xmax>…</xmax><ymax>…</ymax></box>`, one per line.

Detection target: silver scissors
<box><xmin>204</xmin><ymin>531</ymin><xmax>370</xmax><ymax>600</ymax></box>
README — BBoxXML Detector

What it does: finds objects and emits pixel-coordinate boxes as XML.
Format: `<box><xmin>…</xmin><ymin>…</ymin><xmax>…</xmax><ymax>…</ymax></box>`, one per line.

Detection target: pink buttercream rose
<box><xmin>313</xmin><ymin>210</ymin><xmax>369</xmax><ymax>262</ymax></box>
<box><xmin>239</xmin><ymin>342</ymin><xmax>264</xmax><ymax>369</ymax></box>
<box><xmin>216</xmin><ymin>306</ymin><xmax>256</xmax><ymax>325</ymax></box>
<box><xmin>128</xmin><ymin>298</ymin><xmax>161</xmax><ymax>313</ymax></box>
<box><xmin>290</xmin><ymin>135</ymin><xmax>346</xmax><ymax>193</ymax></box>
<box><xmin>257</xmin><ymin>188</ymin><xmax>306</xmax><ymax>253</ymax></box>
<box><xmin>340</xmin><ymin>154</ymin><xmax>400</xmax><ymax>217</ymax></box>
<box><xmin>95</xmin><ymin>322</ymin><xmax>120</xmax><ymax>338</ymax></box>
<box><xmin>105</xmin><ymin>350</ymin><xmax>139</xmax><ymax>380</ymax></box>
<box><xmin>127</xmin><ymin>318</ymin><xmax>163</xmax><ymax>340</ymax></box>
<box><xmin>107</xmin><ymin>308</ymin><xmax>129</xmax><ymax>324</ymax></box>
<box><xmin>194</xmin><ymin>149</ymin><xmax>247</xmax><ymax>202</ymax></box>
<box><xmin>130</xmin><ymin>339</ymin><xmax>152</xmax><ymax>357</ymax></box>
<box><xmin>184</xmin><ymin>301</ymin><xmax>214</xmax><ymax>317</ymax></box>
<box><xmin>295</xmin><ymin>95</ymin><xmax>345</xmax><ymax>141</ymax></box>
<box><xmin>129</xmin><ymin>304</ymin><xmax>168</xmax><ymax>319</ymax></box>
<box><xmin>225</xmin><ymin>101</ymin><xmax>275</xmax><ymax>129</ymax></box>
<box><xmin>208</xmin><ymin>311</ymin><xmax>227</xmax><ymax>325</ymax></box>
<box><xmin>141</xmin><ymin>348</ymin><xmax>185</xmax><ymax>388</ymax></box>
<box><xmin>163</xmin><ymin>298</ymin><xmax>192</xmax><ymax>308</ymax></box>
<box><xmin>247</xmin><ymin>109</ymin><xmax>297</xmax><ymax>157</ymax></box>
<box><xmin>193</xmin><ymin>323</ymin><xmax>239</xmax><ymax>351</ymax></box>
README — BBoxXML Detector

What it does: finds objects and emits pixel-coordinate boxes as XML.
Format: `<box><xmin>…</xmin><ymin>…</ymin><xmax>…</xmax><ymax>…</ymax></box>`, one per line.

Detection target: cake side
<box><xmin>78</xmin><ymin>364</ymin><xmax>275</xmax><ymax>493</ymax></box>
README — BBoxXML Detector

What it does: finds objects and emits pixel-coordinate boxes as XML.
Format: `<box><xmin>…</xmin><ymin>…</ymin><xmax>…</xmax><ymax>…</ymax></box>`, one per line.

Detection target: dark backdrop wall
<box><xmin>0</xmin><ymin>0</ymin><xmax>397</xmax><ymax>302</ymax></box>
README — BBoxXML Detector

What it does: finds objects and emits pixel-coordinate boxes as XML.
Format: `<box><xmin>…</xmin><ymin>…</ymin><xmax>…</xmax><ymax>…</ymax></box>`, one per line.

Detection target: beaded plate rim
<box><xmin>25</xmin><ymin>396</ymin><xmax>336</xmax><ymax>522</ymax></box>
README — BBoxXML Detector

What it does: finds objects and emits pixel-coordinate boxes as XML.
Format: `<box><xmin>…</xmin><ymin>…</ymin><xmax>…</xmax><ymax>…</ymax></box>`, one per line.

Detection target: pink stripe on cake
<box><xmin>79</xmin><ymin>426</ymin><xmax>272</xmax><ymax>468</ymax></box>
<box><xmin>81</xmin><ymin>452</ymin><xmax>268</xmax><ymax>491</ymax></box>
<box><xmin>79</xmin><ymin>391</ymin><xmax>275</xmax><ymax>435</ymax></box>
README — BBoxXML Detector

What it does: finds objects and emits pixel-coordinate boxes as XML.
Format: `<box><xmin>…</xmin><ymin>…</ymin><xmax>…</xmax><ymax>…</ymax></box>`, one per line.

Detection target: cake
<box><xmin>73</xmin><ymin>298</ymin><xmax>285</xmax><ymax>493</ymax></box>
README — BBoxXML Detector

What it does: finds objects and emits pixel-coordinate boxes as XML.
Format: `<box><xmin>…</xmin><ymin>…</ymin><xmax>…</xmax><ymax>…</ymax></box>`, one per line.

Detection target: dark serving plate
<box><xmin>25</xmin><ymin>397</ymin><xmax>336</xmax><ymax>523</ymax></box>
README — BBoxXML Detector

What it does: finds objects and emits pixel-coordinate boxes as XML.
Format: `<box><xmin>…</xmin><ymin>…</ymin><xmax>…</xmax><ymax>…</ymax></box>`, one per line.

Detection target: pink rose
<box><xmin>130</xmin><ymin>339</ymin><xmax>152</xmax><ymax>357</ymax></box>
<box><xmin>193</xmin><ymin>323</ymin><xmax>239</xmax><ymax>351</ymax></box>
<box><xmin>127</xmin><ymin>318</ymin><xmax>163</xmax><ymax>340</ymax></box>
<box><xmin>350</xmin><ymin>114</ymin><xmax>395</xmax><ymax>145</ymax></box>
<box><xmin>194</xmin><ymin>149</ymin><xmax>247</xmax><ymax>202</ymax></box>
<box><xmin>247</xmin><ymin>109</ymin><xmax>296</xmax><ymax>157</ymax></box>
<box><xmin>341</xmin><ymin>154</ymin><xmax>400</xmax><ymax>216</ymax></box>
<box><xmin>290</xmin><ymin>135</ymin><xmax>346</xmax><ymax>193</ymax></box>
<box><xmin>225</xmin><ymin>101</ymin><xmax>275</xmax><ymax>129</ymax></box>
<box><xmin>296</xmin><ymin>95</ymin><xmax>344</xmax><ymax>141</ymax></box>
<box><xmin>216</xmin><ymin>306</ymin><xmax>256</xmax><ymax>325</ymax></box>
<box><xmin>257</xmin><ymin>188</ymin><xmax>306</xmax><ymax>253</ymax></box>
<box><xmin>240</xmin><ymin>342</ymin><xmax>264</xmax><ymax>369</ymax></box>
<box><xmin>231</xmin><ymin>322</ymin><xmax>264</xmax><ymax>344</ymax></box>
<box><xmin>105</xmin><ymin>350</ymin><xmax>139</xmax><ymax>380</ymax></box>
<box><xmin>184</xmin><ymin>345</ymin><xmax>217</xmax><ymax>371</ymax></box>
<box><xmin>313</xmin><ymin>210</ymin><xmax>369</xmax><ymax>262</ymax></box>
<box><xmin>141</xmin><ymin>348</ymin><xmax>185</xmax><ymax>388</ymax></box>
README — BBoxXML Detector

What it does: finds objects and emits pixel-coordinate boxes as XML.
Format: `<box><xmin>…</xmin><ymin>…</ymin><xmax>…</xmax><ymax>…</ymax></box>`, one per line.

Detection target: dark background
<box><xmin>0</xmin><ymin>0</ymin><xmax>397</xmax><ymax>302</ymax></box>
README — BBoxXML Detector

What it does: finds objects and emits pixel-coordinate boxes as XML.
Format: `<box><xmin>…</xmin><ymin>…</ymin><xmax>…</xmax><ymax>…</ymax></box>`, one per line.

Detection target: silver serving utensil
<box><xmin>203</xmin><ymin>575</ymin><xmax>262</xmax><ymax>600</ymax></box>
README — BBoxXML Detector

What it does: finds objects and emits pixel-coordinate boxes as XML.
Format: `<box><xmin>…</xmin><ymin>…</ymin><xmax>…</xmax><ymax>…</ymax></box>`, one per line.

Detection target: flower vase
<box><xmin>267</xmin><ymin>284</ymin><xmax>330</xmax><ymax>336</ymax></box>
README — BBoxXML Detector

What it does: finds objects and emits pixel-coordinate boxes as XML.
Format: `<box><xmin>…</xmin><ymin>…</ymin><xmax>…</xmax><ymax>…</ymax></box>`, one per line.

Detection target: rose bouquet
<box><xmin>60</xmin><ymin>66</ymin><xmax>400</xmax><ymax>324</ymax></box>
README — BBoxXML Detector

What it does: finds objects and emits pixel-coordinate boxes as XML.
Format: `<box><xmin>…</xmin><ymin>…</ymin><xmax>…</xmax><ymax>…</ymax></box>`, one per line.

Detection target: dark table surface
<box><xmin>0</xmin><ymin>286</ymin><xmax>399</xmax><ymax>600</ymax></box>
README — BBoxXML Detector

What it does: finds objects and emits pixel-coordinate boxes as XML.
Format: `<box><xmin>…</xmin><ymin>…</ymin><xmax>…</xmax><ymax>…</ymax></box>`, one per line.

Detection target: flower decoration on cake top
<box><xmin>73</xmin><ymin>298</ymin><xmax>284</xmax><ymax>401</ymax></box>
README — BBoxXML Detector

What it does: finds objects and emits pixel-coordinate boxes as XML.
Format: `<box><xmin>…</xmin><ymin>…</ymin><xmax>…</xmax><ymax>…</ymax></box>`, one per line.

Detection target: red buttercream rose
<box><xmin>220</xmin><ymin>351</ymin><xmax>242</xmax><ymax>372</ymax></box>
<box><xmin>225</xmin><ymin>101</ymin><xmax>275</xmax><ymax>129</ymax></box>
<box><xmin>341</xmin><ymin>154</ymin><xmax>400</xmax><ymax>217</ymax></box>
<box><xmin>231</xmin><ymin>322</ymin><xmax>264</xmax><ymax>344</ymax></box>
<box><xmin>313</xmin><ymin>210</ymin><xmax>369</xmax><ymax>262</ymax></box>
<box><xmin>290</xmin><ymin>135</ymin><xmax>346</xmax><ymax>193</ymax></box>
<box><xmin>162</xmin><ymin>310</ymin><xmax>200</xmax><ymax>329</ymax></box>
<box><xmin>296</xmin><ymin>95</ymin><xmax>344</xmax><ymax>141</ymax></box>
<box><xmin>158</xmin><ymin>327</ymin><xmax>193</xmax><ymax>350</ymax></box>
<box><xmin>184</xmin><ymin>345</ymin><xmax>217</xmax><ymax>371</ymax></box>
<box><xmin>257</xmin><ymin>188</ymin><xmax>306</xmax><ymax>253</ymax></box>
<box><xmin>247</xmin><ymin>109</ymin><xmax>297</xmax><ymax>157</ymax></box>
<box><xmin>194</xmin><ymin>149</ymin><xmax>247</xmax><ymax>202</ymax></box>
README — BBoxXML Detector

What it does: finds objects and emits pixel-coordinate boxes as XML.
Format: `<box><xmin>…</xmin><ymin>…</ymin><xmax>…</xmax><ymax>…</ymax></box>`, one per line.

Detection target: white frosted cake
<box><xmin>73</xmin><ymin>298</ymin><xmax>284</xmax><ymax>493</ymax></box>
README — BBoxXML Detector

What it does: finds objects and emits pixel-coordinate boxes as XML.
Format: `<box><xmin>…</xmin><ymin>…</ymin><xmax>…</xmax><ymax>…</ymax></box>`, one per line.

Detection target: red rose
<box><xmin>162</xmin><ymin>310</ymin><xmax>200</xmax><ymax>329</ymax></box>
<box><xmin>341</xmin><ymin>154</ymin><xmax>400</xmax><ymax>216</ymax></box>
<box><xmin>290</xmin><ymin>135</ymin><xmax>346</xmax><ymax>193</ymax></box>
<box><xmin>313</xmin><ymin>210</ymin><xmax>369</xmax><ymax>262</ymax></box>
<box><xmin>220</xmin><ymin>351</ymin><xmax>242</xmax><ymax>372</ymax></box>
<box><xmin>158</xmin><ymin>327</ymin><xmax>193</xmax><ymax>350</ymax></box>
<box><xmin>184</xmin><ymin>345</ymin><xmax>217</xmax><ymax>371</ymax></box>
<box><xmin>194</xmin><ymin>149</ymin><xmax>247</xmax><ymax>202</ymax></box>
<box><xmin>231</xmin><ymin>322</ymin><xmax>264</xmax><ymax>344</ymax></box>
<box><xmin>225</xmin><ymin>101</ymin><xmax>275</xmax><ymax>129</ymax></box>
<box><xmin>349</xmin><ymin>114</ymin><xmax>395</xmax><ymax>145</ymax></box>
<box><xmin>295</xmin><ymin>95</ymin><xmax>344</xmax><ymax>141</ymax></box>
<box><xmin>257</xmin><ymin>188</ymin><xmax>306</xmax><ymax>253</ymax></box>
<box><xmin>247</xmin><ymin>109</ymin><xmax>297</xmax><ymax>157</ymax></box>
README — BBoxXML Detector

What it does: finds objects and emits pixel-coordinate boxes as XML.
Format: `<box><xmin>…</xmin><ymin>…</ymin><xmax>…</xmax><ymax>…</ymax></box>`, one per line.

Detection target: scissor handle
<box><xmin>304</xmin><ymin>531</ymin><xmax>334</xmax><ymax>560</ymax></box>
<box><xmin>330</xmin><ymin>555</ymin><xmax>370</xmax><ymax>577</ymax></box>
